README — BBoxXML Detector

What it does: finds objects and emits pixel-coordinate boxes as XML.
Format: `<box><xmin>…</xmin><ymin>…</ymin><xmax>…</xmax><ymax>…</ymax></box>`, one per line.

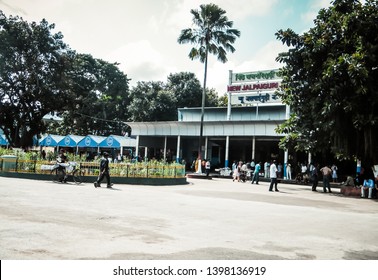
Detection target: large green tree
<box><xmin>275</xmin><ymin>0</ymin><xmax>378</xmax><ymax>167</ymax></box>
<box><xmin>178</xmin><ymin>3</ymin><xmax>240</xmax><ymax>159</ymax></box>
<box><xmin>0</xmin><ymin>12</ymin><xmax>73</xmax><ymax>147</ymax></box>
<box><xmin>165</xmin><ymin>72</ymin><xmax>219</xmax><ymax>119</ymax></box>
<box><xmin>55</xmin><ymin>53</ymin><xmax>131</xmax><ymax>136</ymax></box>
<box><xmin>128</xmin><ymin>81</ymin><xmax>175</xmax><ymax>122</ymax></box>
<box><xmin>128</xmin><ymin>73</ymin><xmax>221</xmax><ymax>122</ymax></box>
<box><xmin>166</xmin><ymin>72</ymin><xmax>202</xmax><ymax>109</ymax></box>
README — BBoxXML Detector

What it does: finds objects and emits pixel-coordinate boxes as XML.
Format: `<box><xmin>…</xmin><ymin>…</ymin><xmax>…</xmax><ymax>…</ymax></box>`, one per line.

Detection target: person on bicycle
<box><xmin>94</xmin><ymin>152</ymin><xmax>113</xmax><ymax>188</ymax></box>
<box><xmin>57</xmin><ymin>149</ymin><xmax>68</xmax><ymax>182</ymax></box>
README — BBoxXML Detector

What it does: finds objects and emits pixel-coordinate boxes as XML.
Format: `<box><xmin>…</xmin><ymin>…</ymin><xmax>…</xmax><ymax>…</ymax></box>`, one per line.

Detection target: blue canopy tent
<box><xmin>57</xmin><ymin>135</ymin><xmax>85</xmax><ymax>154</ymax></box>
<box><xmin>0</xmin><ymin>134</ymin><xmax>9</xmax><ymax>146</ymax></box>
<box><xmin>98</xmin><ymin>135</ymin><xmax>136</xmax><ymax>156</ymax></box>
<box><xmin>77</xmin><ymin>135</ymin><xmax>107</xmax><ymax>155</ymax></box>
<box><xmin>39</xmin><ymin>134</ymin><xmax>65</xmax><ymax>147</ymax></box>
<box><xmin>77</xmin><ymin>135</ymin><xmax>107</xmax><ymax>148</ymax></box>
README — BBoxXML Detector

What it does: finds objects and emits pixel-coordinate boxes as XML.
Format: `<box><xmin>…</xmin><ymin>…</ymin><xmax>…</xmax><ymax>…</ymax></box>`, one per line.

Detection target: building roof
<box><xmin>129</xmin><ymin>120</ymin><xmax>285</xmax><ymax>137</ymax></box>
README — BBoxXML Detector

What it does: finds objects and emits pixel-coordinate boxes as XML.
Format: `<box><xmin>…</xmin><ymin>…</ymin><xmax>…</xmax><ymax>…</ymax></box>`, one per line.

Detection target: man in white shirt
<box><xmin>269</xmin><ymin>160</ymin><xmax>279</xmax><ymax>192</ymax></box>
<box><xmin>205</xmin><ymin>159</ymin><xmax>211</xmax><ymax>177</ymax></box>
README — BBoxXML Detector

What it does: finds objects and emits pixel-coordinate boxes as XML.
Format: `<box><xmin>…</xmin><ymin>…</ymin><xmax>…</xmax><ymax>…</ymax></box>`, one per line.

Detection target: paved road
<box><xmin>0</xmin><ymin>176</ymin><xmax>377</xmax><ymax>260</ymax></box>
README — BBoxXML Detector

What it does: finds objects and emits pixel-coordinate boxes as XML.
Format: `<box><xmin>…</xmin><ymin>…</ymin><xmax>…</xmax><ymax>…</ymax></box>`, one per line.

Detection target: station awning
<box><xmin>128</xmin><ymin>120</ymin><xmax>285</xmax><ymax>137</ymax></box>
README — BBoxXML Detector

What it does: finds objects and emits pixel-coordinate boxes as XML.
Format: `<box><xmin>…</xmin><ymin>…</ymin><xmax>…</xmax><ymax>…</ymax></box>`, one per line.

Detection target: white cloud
<box><xmin>311</xmin><ymin>0</ymin><xmax>332</xmax><ymax>10</ymax></box>
<box><xmin>106</xmin><ymin>40</ymin><xmax>180</xmax><ymax>85</ymax></box>
<box><xmin>1</xmin><ymin>0</ymin><xmax>323</xmax><ymax>96</ymax></box>
<box><xmin>166</xmin><ymin>0</ymin><xmax>279</xmax><ymax>31</ymax></box>
<box><xmin>236</xmin><ymin>40</ymin><xmax>288</xmax><ymax>72</ymax></box>
<box><xmin>300</xmin><ymin>0</ymin><xmax>333</xmax><ymax>31</ymax></box>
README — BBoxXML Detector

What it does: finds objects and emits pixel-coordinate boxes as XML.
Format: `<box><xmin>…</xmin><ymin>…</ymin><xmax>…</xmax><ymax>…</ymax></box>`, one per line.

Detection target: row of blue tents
<box><xmin>1</xmin><ymin>134</ymin><xmax>136</xmax><ymax>150</ymax></box>
<box><xmin>39</xmin><ymin>134</ymin><xmax>137</xmax><ymax>150</ymax></box>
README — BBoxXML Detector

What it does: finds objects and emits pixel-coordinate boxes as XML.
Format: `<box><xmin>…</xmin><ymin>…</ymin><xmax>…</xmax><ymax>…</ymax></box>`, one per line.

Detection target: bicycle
<box><xmin>51</xmin><ymin>161</ymin><xmax>85</xmax><ymax>184</ymax></box>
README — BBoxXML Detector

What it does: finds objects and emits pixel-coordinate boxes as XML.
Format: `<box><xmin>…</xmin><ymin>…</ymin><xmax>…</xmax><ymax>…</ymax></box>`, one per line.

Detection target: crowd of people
<box><xmin>52</xmin><ymin>149</ymin><xmax>378</xmax><ymax>197</ymax></box>
<box><xmin>230</xmin><ymin>159</ymin><xmax>281</xmax><ymax>192</ymax></box>
<box><xmin>220</xmin><ymin>159</ymin><xmax>378</xmax><ymax>198</ymax></box>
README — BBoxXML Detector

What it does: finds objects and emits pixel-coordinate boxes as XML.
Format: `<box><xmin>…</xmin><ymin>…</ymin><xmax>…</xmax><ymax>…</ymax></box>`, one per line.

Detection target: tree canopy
<box><xmin>0</xmin><ymin>12</ymin><xmax>74</xmax><ymax>147</ymax></box>
<box><xmin>0</xmin><ymin>11</ymin><xmax>227</xmax><ymax>148</ymax></box>
<box><xmin>128</xmin><ymin>81</ymin><xmax>171</xmax><ymax>122</ymax></box>
<box><xmin>127</xmin><ymin>73</ymin><xmax>219</xmax><ymax>122</ymax></box>
<box><xmin>275</xmin><ymin>0</ymin><xmax>378</xmax><ymax>166</ymax></box>
<box><xmin>56</xmin><ymin>53</ymin><xmax>131</xmax><ymax>136</ymax></box>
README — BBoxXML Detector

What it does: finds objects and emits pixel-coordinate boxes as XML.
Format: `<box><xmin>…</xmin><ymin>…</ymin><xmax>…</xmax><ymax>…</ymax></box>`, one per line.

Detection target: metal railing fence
<box><xmin>0</xmin><ymin>158</ymin><xmax>186</xmax><ymax>179</ymax></box>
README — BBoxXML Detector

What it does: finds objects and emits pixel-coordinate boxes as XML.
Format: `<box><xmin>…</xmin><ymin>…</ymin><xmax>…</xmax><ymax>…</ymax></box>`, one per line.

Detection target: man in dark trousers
<box><xmin>311</xmin><ymin>163</ymin><xmax>319</xmax><ymax>191</ymax></box>
<box><xmin>320</xmin><ymin>165</ymin><xmax>332</xmax><ymax>193</ymax></box>
<box><xmin>94</xmin><ymin>152</ymin><xmax>113</xmax><ymax>188</ymax></box>
<box><xmin>269</xmin><ymin>160</ymin><xmax>279</xmax><ymax>192</ymax></box>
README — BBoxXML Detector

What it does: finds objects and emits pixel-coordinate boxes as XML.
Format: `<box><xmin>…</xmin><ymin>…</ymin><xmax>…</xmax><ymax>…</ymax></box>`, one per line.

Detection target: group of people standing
<box><xmin>232</xmin><ymin>160</ymin><xmax>259</xmax><ymax>183</ymax></box>
<box><xmin>308</xmin><ymin>163</ymin><xmax>337</xmax><ymax>193</ymax></box>
<box><xmin>231</xmin><ymin>159</ymin><xmax>342</xmax><ymax>193</ymax></box>
<box><xmin>301</xmin><ymin>163</ymin><xmax>338</xmax><ymax>193</ymax></box>
<box><xmin>191</xmin><ymin>158</ymin><xmax>212</xmax><ymax>176</ymax></box>
<box><xmin>231</xmin><ymin>159</ymin><xmax>280</xmax><ymax>192</ymax></box>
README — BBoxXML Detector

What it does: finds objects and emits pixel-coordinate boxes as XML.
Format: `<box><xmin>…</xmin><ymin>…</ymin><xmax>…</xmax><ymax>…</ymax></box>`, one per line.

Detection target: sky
<box><xmin>0</xmin><ymin>0</ymin><xmax>332</xmax><ymax>95</ymax></box>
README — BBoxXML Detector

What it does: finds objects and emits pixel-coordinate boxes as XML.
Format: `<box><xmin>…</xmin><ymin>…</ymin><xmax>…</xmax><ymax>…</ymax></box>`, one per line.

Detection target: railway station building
<box><xmin>129</xmin><ymin>69</ymin><xmax>305</xmax><ymax>172</ymax></box>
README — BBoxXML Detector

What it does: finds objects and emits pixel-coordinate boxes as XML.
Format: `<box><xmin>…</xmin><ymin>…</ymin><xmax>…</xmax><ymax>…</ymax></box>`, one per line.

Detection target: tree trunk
<box><xmin>198</xmin><ymin>48</ymin><xmax>208</xmax><ymax>160</ymax></box>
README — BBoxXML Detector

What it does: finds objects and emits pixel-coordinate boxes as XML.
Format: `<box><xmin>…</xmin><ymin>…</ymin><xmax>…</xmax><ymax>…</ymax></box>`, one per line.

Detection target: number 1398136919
<box><xmin>206</xmin><ymin>266</ymin><xmax>266</xmax><ymax>276</ymax></box>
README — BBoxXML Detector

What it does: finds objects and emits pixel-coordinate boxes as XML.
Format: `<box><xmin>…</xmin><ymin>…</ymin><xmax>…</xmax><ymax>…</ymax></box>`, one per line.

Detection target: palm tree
<box><xmin>178</xmin><ymin>3</ymin><xmax>240</xmax><ymax>163</ymax></box>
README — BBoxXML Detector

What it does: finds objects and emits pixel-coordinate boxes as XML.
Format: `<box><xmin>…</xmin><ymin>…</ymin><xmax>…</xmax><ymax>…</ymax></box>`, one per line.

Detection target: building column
<box><xmin>308</xmin><ymin>152</ymin><xmax>312</xmax><ymax>165</ymax></box>
<box><xmin>284</xmin><ymin>105</ymin><xmax>291</xmax><ymax>176</ymax></box>
<box><xmin>285</xmin><ymin>104</ymin><xmax>290</xmax><ymax>119</ymax></box>
<box><xmin>251</xmin><ymin>136</ymin><xmax>256</xmax><ymax>160</ymax></box>
<box><xmin>135</xmin><ymin>135</ymin><xmax>140</xmax><ymax>159</ymax></box>
<box><xmin>227</xmin><ymin>70</ymin><xmax>232</xmax><ymax>121</ymax></box>
<box><xmin>225</xmin><ymin>136</ymin><xmax>230</xmax><ymax>168</ymax></box>
<box><xmin>284</xmin><ymin>149</ymin><xmax>289</xmax><ymax>179</ymax></box>
<box><xmin>163</xmin><ymin>136</ymin><xmax>167</xmax><ymax>162</ymax></box>
<box><xmin>204</xmin><ymin>136</ymin><xmax>208</xmax><ymax>160</ymax></box>
<box><xmin>176</xmin><ymin>135</ymin><xmax>181</xmax><ymax>163</ymax></box>
<box><xmin>144</xmin><ymin>147</ymin><xmax>148</xmax><ymax>161</ymax></box>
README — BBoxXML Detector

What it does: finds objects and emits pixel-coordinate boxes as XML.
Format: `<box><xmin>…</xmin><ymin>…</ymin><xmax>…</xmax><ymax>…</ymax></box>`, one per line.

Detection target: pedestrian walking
<box><xmin>311</xmin><ymin>163</ymin><xmax>319</xmax><ymax>191</ymax></box>
<box><xmin>251</xmin><ymin>161</ymin><xmax>261</xmax><ymax>184</ymax></box>
<box><xmin>232</xmin><ymin>161</ymin><xmax>241</xmax><ymax>182</ymax></box>
<box><xmin>94</xmin><ymin>152</ymin><xmax>113</xmax><ymax>188</ymax></box>
<box><xmin>269</xmin><ymin>160</ymin><xmax>279</xmax><ymax>192</ymax></box>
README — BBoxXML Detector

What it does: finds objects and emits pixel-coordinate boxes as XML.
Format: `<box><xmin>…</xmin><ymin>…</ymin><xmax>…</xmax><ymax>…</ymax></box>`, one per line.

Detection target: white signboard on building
<box><xmin>231</xmin><ymin>69</ymin><xmax>281</xmax><ymax>84</ymax></box>
<box><xmin>228</xmin><ymin>69</ymin><xmax>282</xmax><ymax>105</ymax></box>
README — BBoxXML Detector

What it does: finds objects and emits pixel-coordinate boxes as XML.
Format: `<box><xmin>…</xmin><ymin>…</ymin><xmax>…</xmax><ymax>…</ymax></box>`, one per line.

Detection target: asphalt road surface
<box><xmin>0</xmin><ymin>176</ymin><xmax>377</xmax><ymax>260</ymax></box>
